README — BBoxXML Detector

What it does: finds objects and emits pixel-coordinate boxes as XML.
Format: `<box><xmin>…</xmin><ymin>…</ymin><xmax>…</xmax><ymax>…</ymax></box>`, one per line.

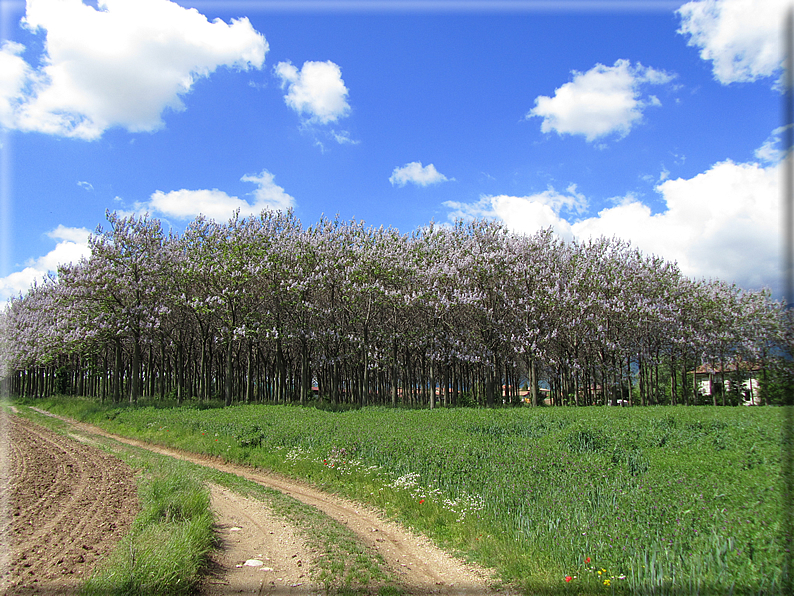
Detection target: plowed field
<box><xmin>0</xmin><ymin>414</ymin><xmax>138</xmax><ymax>595</ymax></box>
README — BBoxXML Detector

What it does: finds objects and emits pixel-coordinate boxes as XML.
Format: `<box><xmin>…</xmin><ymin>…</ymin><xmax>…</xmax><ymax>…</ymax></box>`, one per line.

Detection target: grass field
<box><xmin>30</xmin><ymin>397</ymin><xmax>786</xmax><ymax>595</ymax></box>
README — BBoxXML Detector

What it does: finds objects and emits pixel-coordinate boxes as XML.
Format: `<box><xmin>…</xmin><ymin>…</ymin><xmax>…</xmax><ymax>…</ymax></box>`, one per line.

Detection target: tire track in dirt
<box><xmin>34</xmin><ymin>409</ymin><xmax>514</xmax><ymax>595</ymax></box>
<box><xmin>1</xmin><ymin>413</ymin><xmax>139</xmax><ymax>595</ymax></box>
<box><xmin>202</xmin><ymin>484</ymin><xmax>321</xmax><ymax>595</ymax></box>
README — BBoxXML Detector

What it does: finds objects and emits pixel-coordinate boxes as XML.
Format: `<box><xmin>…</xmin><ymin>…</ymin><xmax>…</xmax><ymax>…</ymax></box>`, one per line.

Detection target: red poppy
<box><xmin>419</xmin><ymin>499</ymin><xmax>425</xmax><ymax>504</ymax></box>
<box><xmin>565</xmin><ymin>576</ymin><xmax>572</xmax><ymax>583</ymax></box>
<box><xmin>585</xmin><ymin>557</ymin><xmax>591</xmax><ymax>564</ymax></box>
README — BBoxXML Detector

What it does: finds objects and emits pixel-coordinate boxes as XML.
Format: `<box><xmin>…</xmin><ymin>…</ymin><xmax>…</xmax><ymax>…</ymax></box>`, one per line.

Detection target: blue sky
<box><xmin>0</xmin><ymin>0</ymin><xmax>785</xmax><ymax>301</ymax></box>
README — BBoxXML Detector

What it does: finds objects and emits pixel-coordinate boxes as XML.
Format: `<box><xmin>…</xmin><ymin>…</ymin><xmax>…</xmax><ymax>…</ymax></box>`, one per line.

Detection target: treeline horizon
<box><xmin>0</xmin><ymin>209</ymin><xmax>789</xmax><ymax>408</ymax></box>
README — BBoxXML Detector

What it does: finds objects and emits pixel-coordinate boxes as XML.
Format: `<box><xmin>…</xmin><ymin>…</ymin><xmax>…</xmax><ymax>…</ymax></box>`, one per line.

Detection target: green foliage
<box><xmin>235</xmin><ymin>423</ymin><xmax>267</xmax><ymax>448</ymax></box>
<box><xmin>42</xmin><ymin>397</ymin><xmax>785</xmax><ymax>595</ymax></box>
<box><xmin>454</xmin><ymin>391</ymin><xmax>478</xmax><ymax>408</ymax></box>
<box><xmin>759</xmin><ymin>363</ymin><xmax>794</xmax><ymax>406</ymax></box>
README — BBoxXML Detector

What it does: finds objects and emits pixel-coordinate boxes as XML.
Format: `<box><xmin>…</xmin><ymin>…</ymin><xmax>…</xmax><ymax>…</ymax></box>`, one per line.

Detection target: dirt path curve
<box><xmin>31</xmin><ymin>408</ymin><xmax>512</xmax><ymax>595</ymax></box>
<box><xmin>0</xmin><ymin>412</ymin><xmax>138</xmax><ymax>595</ymax></box>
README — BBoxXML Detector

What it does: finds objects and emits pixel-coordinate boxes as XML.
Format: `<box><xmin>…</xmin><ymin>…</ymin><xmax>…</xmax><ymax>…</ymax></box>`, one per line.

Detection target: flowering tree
<box><xmin>58</xmin><ymin>213</ymin><xmax>169</xmax><ymax>402</ymax></box>
<box><xmin>1</xmin><ymin>210</ymin><xmax>786</xmax><ymax>408</ymax></box>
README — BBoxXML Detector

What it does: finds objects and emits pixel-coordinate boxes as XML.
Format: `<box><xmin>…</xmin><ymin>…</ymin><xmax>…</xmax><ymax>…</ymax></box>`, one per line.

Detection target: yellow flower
<box><xmin>598</xmin><ymin>570</ymin><xmax>602</xmax><ymax>575</ymax></box>
<box><xmin>604</xmin><ymin>579</ymin><xmax>611</xmax><ymax>586</ymax></box>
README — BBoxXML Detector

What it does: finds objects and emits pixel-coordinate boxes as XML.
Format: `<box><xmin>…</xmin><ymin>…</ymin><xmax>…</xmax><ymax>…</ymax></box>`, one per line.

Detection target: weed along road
<box><xmin>12</xmin><ymin>408</ymin><xmax>512</xmax><ymax>595</ymax></box>
<box><xmin>1</xmin><ymin>412</ymin><xmax>139</xmax><ymax>594</ymax></box>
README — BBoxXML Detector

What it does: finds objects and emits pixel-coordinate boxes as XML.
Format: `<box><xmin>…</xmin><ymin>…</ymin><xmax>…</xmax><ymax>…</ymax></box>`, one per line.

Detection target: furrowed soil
<box><xmin>0</xmin><ymin>412</ymin><xmax>138</xmax><ymax>595</ymax></box>
<box><xmin>8</xmin><ymin>408</ymin><xmax>514</xmax><ymax>595</ymax></box>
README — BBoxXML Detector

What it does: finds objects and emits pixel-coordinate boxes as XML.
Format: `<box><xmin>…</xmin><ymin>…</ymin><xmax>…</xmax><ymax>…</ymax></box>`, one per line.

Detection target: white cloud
<box><xmin>445</xmin><ymin>160</ymin><xmax>779</xmax><ymax>291</ymax></box>
<box><xmin>528</xmin><ymin>59</ymin><xmax>675</xmax><ymax>142</ymax></box>
<box><xmin>754</xmin><ymin>126</ymin><xmax>787</xmax><ymax>164</ymax></box>
<box><xmin>77</xmin><ymin>180</ymin><xmax>94</xmax><ymax>191</ymax></box>
<box><xmin>239</xmin><ymin>171</ymin><xmax>295</xmax><ymax>212</ymax></box>
<box><xmin>275</xmin><ymin>60</ymin><xmax>350</xmax><ymax>124</ymax></box>
<box><xmin>148</xmin><ymin>170</ymin><xmax>295</xmax><ymax>221</ymax></box>
<box><xmin>3</xmin><ymin>0</ymin><xmax>267</xmax><ymax>139</ymax></box>
<box><xmin>149</xmin><ymin>189</ymin><xmax>249</xmax><ymax>221</ymax></box>
<box><xmin>0</xmin><ymin>41</ymin><xmax>30</xmax><ymax>129</ymax></box>
<box><xmin>677</xmin><ymin>0</ymin><xmax>787</xmax><ymax>85</ymax></box>
<box><xmin>331</xmin><ymin>129</ymin><xmax>359</xmax><ymax>145</ymax></box>
<box><xmin>46</xmin><ymin>224</ymin><xmax>92</xmax><ymax>245</ymax></box>
<box><xmin>390</xmin><ymin>162</ymin><xmax>451</xmax><ymax>187</ymax></box>
<box><xmin>0</xmin><ymin>226</ymin><xmax>91</xmax><ymax>302</ymax></box>
<box><xmin>573</xmin><ymin>160</ymin><xmax>779</xmax><ymax>289</ymax></box>
<box><xmin>445</xmin><ymin>184</ymin><xmax>586</xmax><ymax>241</ymax></box>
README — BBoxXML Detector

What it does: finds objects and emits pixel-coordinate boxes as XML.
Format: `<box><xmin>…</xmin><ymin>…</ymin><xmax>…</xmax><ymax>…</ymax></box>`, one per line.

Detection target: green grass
<box><xmin>12</xmin><ymin>404</ymin><xmax>403</xmax><ymax>595</ymax></box>
<box><xmin>79</xmin><ymin>454</ymin><xmax>213</xmax><ymax>595</ymax></box>
<box><xmin>25</xmin><ymin>397</ymin><xmax>786</xmax><ymax>595</ymax></box>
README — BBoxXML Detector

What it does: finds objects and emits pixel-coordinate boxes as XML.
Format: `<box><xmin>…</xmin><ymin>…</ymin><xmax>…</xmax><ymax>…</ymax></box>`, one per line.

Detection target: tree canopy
<box><xmin>1</xmin><ymin>210</ymin><xmax>787</xmax><ymax>407</ymax></box>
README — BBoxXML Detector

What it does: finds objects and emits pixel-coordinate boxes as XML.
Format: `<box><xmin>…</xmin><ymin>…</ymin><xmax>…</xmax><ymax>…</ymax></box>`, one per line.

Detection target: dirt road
<box><xmin>201</xmin><ymin>483</ymin><xmax>323</xmax><ymax>594</ymax></box>
<box><xmin>0</xmin><ymin>413</ymin><xmax>138</xmax><ymax>595</ymax></box>
<box><xmin>12</xmin><ymin>408</ymin><xmax>513</xmax><ymax>595</ymax></box>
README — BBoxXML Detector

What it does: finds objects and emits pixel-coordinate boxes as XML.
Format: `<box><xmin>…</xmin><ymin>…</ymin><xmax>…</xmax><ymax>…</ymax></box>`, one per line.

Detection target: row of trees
<box><xmin>0</xmin><ymin>210</ymin><xmax>788</xmax><ymax>408</ymax></box>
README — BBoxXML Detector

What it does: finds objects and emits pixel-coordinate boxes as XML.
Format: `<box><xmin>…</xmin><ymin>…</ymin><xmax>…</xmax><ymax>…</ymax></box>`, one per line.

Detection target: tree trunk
<box><xmin>300</xmin><ymin>337</ymin><xmax>309</xmax><ymax>405</ymax></box>
<box><xmin>147</xmin><ymin>347</ymin><xmax>154</xmax><ymax>399</ymax></box>
<box><xmin>486</xmin><ymin>363</ymin><xmax>495</xmax><ymax>408</ymax></box>
<box><xmin>361</xmin><ymin>328</ymin><xmax>369</xmax><ymax>407</ymax></box>
<box><xmin>176</xmin><ymin>343</ymin><xmax>184</xmax><ymax>405</ymax></box>
<box><xmin>276</xmin><ymin>337</ymin><xmax>286</xmax><ymax>404</ymax></box>
<box><xmin>113</xmin><ymin>341</ymin><xmax>122</xmax><ymax>404</ymax></box>
<box><xmin>159</xmin><ymin>340</ymin><xmax>166</xmax><ymax>401</ymax></box>
<box><xmin>246</xmin><ymin>343</ymin><xmax>254</xmax><ymax>404</ymax></box>
<box><xmin>452</xmin><ymin>364</ymin><xmax>459</xmax><ymax>406</ymax></box>
<box><xmin>224</xmin><ymin>338</ymin><xmax>233</xmax><ymax>407</ymax></box>
<box><xmin>530</xmin><ymin>357</ymin><xmax>538</xmax><ymax>407</ymax></box>
<box><xmin>198</xmin><ymin>338</ymin><xmax>206</xmax><ymax>401</ymax></box>
<box><xmin>761</xmin><ymin>361</ymin><xmax>769</xmax><ymax>406</ymax></box>
<box><xmin>719</xmin><ymin>352</ymin><xmax>726</xmax><ymax>407</ymax></box>
<box><xmin>332</xmin><ymin>360</ymin><xmax>339</xmax><ymax>405</ymax></box>
<box><xmin>681</xmin><ymin>355</ymin><xmax>688</xmax><ymax>406</ymax></box>
<box><xmin>430</xmin><ymin>360</ymin><xmax>436</xmax><ymax>410</ymax></box>
<box><xmin>638</xmin><ymin>361</ymin><xmax>643</xmax><ymax>406</ymax></box>
<box><xmin>692</xmin><ymin>360</ymin><xmax>698</xmax><ymax>405</ymax></box>
<box><xmin>392</xmin><ymin>339</ymin><xmax>398</xmax><ymax>407</ymax></box>
<box><xmin>443</xmin><ymin>364</ymin><xmax>450</xmax><ymax>407</ymax></box>
<box><xmin>130</xmin><ymin>333</ymin><xmax>141</xmax><ymax>404</ymax></box>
